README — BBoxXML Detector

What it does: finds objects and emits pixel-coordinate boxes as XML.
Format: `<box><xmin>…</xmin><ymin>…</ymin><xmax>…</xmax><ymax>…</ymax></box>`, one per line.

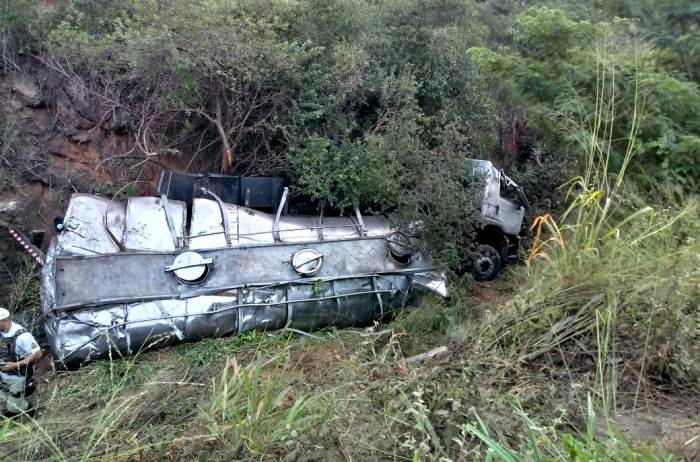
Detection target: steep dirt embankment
<box><xmin>0</xmin><ymin>63</ymin><xmax>163</xmax><ymax>304</ymax></box>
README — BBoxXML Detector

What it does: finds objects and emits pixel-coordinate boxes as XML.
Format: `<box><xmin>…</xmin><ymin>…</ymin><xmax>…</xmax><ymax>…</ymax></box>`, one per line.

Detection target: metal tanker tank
<box><xmin>41</xmin><ymin>188</ymin><xmax>446</xmax><ymax>367</ymax></box>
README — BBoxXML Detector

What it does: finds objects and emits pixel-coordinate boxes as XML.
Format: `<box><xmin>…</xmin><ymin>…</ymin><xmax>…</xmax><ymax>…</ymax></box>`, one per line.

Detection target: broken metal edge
<box><xmin>41</xmin><ymin>194</ymin><xmax>447</xmax><ymax>367</ymax></box>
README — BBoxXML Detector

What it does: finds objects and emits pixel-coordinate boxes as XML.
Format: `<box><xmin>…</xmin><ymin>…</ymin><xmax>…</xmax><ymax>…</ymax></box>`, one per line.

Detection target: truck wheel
<box><xmin>471</xmin><ymin>244</ymin><xmax>501</xmax><ymax>281</ymax></box>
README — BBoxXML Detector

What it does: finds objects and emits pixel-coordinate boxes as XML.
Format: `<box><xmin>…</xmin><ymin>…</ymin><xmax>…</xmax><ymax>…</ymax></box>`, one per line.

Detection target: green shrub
<box><xmin>469</xmin><ymin>6</ymin><xmax>700</xmax><ymax>187</ymax></box>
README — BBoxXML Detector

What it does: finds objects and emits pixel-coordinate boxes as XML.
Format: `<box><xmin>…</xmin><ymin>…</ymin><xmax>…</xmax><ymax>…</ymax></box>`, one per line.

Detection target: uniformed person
<box><xmin>0</xmin><ymin>307</ymin><xmax>42</xmax><ymax>414</ymax></box>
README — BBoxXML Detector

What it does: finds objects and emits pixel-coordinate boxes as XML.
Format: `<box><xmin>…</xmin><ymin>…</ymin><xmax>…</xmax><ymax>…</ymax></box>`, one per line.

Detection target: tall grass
<box><xmin>204</xmin><ymin>351</ymin><xmax>325</xmax><ymax>456</ymax></box>
<box><xmin>456</xmin><ymin>40</ymin><xmax>700</xmax><ymax>462</ymax></box>
<box><xmin>465</xmin><ymin>396</ymin><xmax>672</xmax><ymax>461</ymax></box>
<box><xmin>0</xmin><ymin>351</ymin><xmax>168</xmax><ymax>461</ymax></box>
<box><xmin>5</xmin><ymin>257</ymin><xmax>41</xmax><ymax>327</ymax></box>
<box><xmin>0</xmin><ymin>337</ymin><xmax>324</xmax><ymax>461</ymax></box>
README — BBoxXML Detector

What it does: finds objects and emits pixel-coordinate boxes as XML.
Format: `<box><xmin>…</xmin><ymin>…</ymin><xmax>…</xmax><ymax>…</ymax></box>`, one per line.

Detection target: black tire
<box><xmin>470</xmin><ymin>244</ymin><xmax>501</xmax><ymax>281</ymax></box>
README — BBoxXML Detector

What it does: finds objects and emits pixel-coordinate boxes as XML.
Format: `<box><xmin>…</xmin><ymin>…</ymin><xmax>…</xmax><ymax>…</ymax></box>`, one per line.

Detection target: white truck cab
<box><xmin>466</xmin><ymin>160</ymin><xmax>528</xmax><ymax>281</ymax></box>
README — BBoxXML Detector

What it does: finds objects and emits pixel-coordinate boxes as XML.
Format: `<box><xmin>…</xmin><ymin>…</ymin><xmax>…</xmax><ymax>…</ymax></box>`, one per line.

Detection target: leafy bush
<box><xmin>1</xmin><ymin>0</ymin><xmax>500</xmax><ymax>266</ymax></box>
<box><xmin>469</xmin><ymin>6</ymin><xmax>700</xmax><ymax>187</ymax></box>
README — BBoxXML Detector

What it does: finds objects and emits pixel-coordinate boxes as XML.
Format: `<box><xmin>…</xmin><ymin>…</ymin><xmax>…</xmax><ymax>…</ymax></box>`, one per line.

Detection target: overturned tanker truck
<box><xmin>41</xmin><ymin>180</ymin><xmax>446</xmax><ymax>367</ymax></box>
<box><xmin>41</xmin><ymin>159</ymin><xmax>526</xmax><ymax>367</ymax></box>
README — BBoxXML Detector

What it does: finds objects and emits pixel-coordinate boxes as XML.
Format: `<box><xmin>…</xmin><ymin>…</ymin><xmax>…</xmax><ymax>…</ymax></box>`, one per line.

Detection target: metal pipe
<box><xmin>352</xmin><ymin>200</ymin><xmax>367</xmax><ymax>236</ymax></box>
<box><xmin>201</xmin><ymin>187</ymin><xmax>231</xmax><ymax>247</ymax></box>
<box><xmin>160</xmin><ymin>194</ymin><xmax>181</xmax><ymax>249</ymax></box>
<box><xmin>272</xmin><ymin>187</ymin><xmax>289</xmax><ymax>242</ymax></box>
<box><xmin>55</xmin><ymin>234</ymin><xmax>421</xmax><ymax>260</ymax></box>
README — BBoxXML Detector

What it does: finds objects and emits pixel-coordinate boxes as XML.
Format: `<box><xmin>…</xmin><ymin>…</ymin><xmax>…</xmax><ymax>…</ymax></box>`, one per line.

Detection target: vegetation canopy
<box><xmin>0</xmin><ymin>0</ymin><xmax>698</xmax><ymax>460</ymax></box>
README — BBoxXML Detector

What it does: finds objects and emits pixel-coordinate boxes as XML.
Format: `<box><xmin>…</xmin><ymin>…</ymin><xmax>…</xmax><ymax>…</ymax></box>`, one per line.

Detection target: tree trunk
<box><xmin>214</xmin><ymin>98</ymin><xmax>232</xmax><ymax>174</ymax></box>
<box><xmin>189</xmin><ymin>100</ymin><xmax>233</xmax><ymax>174</ymax></box>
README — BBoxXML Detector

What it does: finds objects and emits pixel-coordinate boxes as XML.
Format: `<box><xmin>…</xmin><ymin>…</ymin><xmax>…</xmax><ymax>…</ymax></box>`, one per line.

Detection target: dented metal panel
<box><xmin>123</xmin><ymin>197</ymin><xmax>186</xmax><ymax>251</ymax></box>
<box><xmin>42</xmin><ymin>193</ymin><xmax>446</xmax><ymax>367</ymax></box>
<box><xmin>59</xmin><ymin>194</ymin><xmax>125</xmax><ymax>255</ymax></box>
<box><xmin>53</xmin><ymin>238</ymin><xmax>433</xmax><ymax>310</ymax></box>
<box><xmin>189</xmin><ymin>199</ymin><xmax>236</xmax><ymax>249</ymax></box>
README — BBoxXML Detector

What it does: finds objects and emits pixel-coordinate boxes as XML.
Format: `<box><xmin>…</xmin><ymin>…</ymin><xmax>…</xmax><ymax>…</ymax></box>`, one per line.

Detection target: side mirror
<box><xmin>516</xmin><ymin>188</ymin><xmax>529</xmax><ymax>210</ymax></box>
<box><xmin>500</xmin><ymin>170</ymin><xmax>516</xmax><ymax>188</ymax></box>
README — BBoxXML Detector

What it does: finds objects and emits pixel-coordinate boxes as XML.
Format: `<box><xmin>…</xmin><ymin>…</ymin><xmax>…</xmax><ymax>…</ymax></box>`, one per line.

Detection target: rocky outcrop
<box><xmin>11</xmin><ymin>73</ymin><xmax>43</xmax><ymax>108</ymax></box>
<box><xmin>0</xmin><ymin>63</ymin><xmax>152</xmax><ymax>304</ymax></box>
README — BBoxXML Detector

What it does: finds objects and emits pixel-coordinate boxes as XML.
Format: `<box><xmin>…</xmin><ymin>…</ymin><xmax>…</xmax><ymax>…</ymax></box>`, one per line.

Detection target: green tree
<box><xmin>469</xmin><ymin>6</ymin><xmax>700</xmax><ymax>186</ymax></box>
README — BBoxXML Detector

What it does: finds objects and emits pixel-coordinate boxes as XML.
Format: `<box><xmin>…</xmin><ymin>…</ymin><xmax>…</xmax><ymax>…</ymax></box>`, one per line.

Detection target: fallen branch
<box><xmin>401</xmin><ymin>346</ymin><xmax>449</xmax><ymax>365</ymax></box>
<box><xmin>345</xmin><ymin>328</ymin><xmax>395</xmax><ymax>337</ymax></box>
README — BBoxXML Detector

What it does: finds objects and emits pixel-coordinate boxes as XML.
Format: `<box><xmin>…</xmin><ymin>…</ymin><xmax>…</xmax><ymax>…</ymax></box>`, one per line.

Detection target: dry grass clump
<box><xmin>480</xmin><ymin>195</ymin><xmax>699</xmax><ymax>387</ymax></box>
<box><xmin>465</xmin><ymin>54</ymin><xmax>700</xmax><ymax>412</ymax></box>
<box><xmin>0</xmin><ymin>333</ymin><xmax>328</xmax><ymax>461</ymax></box>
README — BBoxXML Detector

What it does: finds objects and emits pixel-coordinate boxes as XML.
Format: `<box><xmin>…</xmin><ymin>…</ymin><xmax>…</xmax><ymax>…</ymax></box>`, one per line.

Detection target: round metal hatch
<box><xmin>386</xmin><ymin>232</ymin><xmax>413</xmax><ymax>265</ymax></box>
<box><xmin>169</xmin><ymin>251</ymin><xmax>210</xmax><ymax>284</ymax></box>
<box><xmin>292</xmin><ymin>248</ymin><xmax>323</xmax><ymax>276</ymax></box>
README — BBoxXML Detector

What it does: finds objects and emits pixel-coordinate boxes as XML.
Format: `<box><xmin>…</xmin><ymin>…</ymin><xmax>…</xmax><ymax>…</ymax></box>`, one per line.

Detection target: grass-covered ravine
<box><xmin>1</xmin><ymin>1</ymin><xmax>698</xmax><ymax>461</ymax></box>
<box><xmin>3</xmin><ymin>176</ymin><xmax>697</xmax><ymax>459</ymax></box>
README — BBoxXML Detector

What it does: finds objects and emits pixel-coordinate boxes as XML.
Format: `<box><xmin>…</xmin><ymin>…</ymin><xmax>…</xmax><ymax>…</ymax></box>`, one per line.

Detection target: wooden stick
<box><xmin>401</xmin><ymin>346</ymin><xmax>449</xmax><ymax>364</ymax></box>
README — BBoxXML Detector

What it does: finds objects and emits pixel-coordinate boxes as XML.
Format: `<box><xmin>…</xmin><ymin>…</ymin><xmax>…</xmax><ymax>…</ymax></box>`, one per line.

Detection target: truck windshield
<box><xmin>468</xmin><ymin>160</ymin><xmax>492</xmax><ymax>178</ymax></box>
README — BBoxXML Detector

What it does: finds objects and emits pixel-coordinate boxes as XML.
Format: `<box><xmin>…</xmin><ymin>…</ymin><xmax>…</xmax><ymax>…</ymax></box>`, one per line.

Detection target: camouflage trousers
<box><xmin>0</xmin><ymin>371</ymin><xmax>29</xmax><ymax>413</ymax></box>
